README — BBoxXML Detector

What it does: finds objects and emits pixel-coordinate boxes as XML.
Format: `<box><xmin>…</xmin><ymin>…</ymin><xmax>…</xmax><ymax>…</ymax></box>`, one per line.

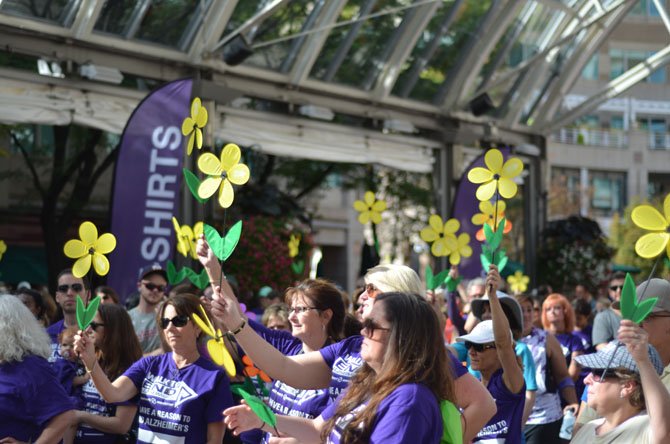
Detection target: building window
<box><xmin>590</xmin><ymin>171</ymin><xmax>626</xmax><ymax>215</ymax></box>
<box><xmin>610</xmin><ymin>48</ymin><xmax>665</xmax><ymax>83</ymax></box>
<box><xmin>549</xmin><ymin>167</ymin><xmax>581</xmax><ymax>219</ymax></box>
<box><xmin>638</xmin><ymin>117</ymin><xmax>667</xmax><ymax>149</ymax></box>
<box><xmin>581</xmin><ymin>54</ymin><xmax>599</xmax><ymax>80</ymax></box>
<box><xmin>631</xmin><ymin>0</ymin><xmax>661</xmax><ymax>17</ymax></box>
<box><xmin>610</xmin><ymin>115</ymin><xmax>624</xmax><ymax>130</ymax></box>
<box><xmin>648</xmin><ymin>173</ymin><xmax>670</xmax><ymax>199</ymax></box>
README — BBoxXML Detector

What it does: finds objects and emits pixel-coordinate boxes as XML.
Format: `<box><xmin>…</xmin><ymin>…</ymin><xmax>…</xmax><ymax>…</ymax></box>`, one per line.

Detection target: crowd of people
<box><xmin>1</xmin><ymin>242</ymin><xmax>669</xmax><ymax>444</ymax></box>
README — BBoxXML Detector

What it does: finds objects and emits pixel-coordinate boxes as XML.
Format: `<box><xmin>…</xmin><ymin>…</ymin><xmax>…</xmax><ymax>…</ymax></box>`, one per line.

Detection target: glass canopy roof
<box><xmin>0</xmin><ymin>0</ymin><xmax>668</xmax><ymax>136</ymax></box>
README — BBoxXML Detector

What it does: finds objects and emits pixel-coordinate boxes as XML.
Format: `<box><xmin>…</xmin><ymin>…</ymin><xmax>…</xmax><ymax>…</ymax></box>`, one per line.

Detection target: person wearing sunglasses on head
<box><xmin>65</xmin><ymin>304</ymin><xmax>142</xmax><ymax>444</ymax></box>
<box><xmin>74</xmin><ymin>293</ymin><xmax>234</xmax><ymax>444</ymax></box>
<box><xmin>224</xmin><ymin>292</ymin><xmax>457</xmax><ymax>443</ymax></box>
<box><xmin>455</xmin><ymin>265</ymin><xmax>526</xmax><ymax>443</ymax></box>
<box><xmin>94</xmin><ymin>286</ymin><xmax>120</xmax><ymax>306</ymax></box>
<box><xmin>128</xmin><ymin>265</ymin><xmax>168</xmax><ymax>356</ymax></box>
<box><xmin>197</xmin><ymin>237</ymin><xmax>497</xmax><ymax>443</ymax></box>
<box><xmin>592</xmin><ymin>272</ymin><xmax>626</xmax><ymax>351</ymax></box>
<box><xmin>47</xmin><ymin>268</ymin><xmax>87</xmax><ymax>362</ymax></box>
<box><xmin>569</xmin><ymin>319</ymin><xmax>670</xmax><ymax>444</ymax></box>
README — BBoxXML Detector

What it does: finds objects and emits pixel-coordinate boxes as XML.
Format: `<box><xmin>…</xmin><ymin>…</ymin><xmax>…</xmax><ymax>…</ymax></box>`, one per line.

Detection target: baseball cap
<box><xmin>138</xmin><ymin>264</ymin><xmax>167</xmax><ymax>281</ymax></box>
<box><xmin>636</xmin><ymin>278</ymin><xmax>670</xmax><ymax>314</ymax></box>
<box><xmin>471</xmin><ymin>291</ymin><xmax>524</xmax><ymax>333</ymax></box>
<box><xmin>455</xmin><ymin>320</ymin><xmax>513</xmax><ymax>344</ymax></box>
<box><xmin>574</xmin><ymin>340</ymin><xmax>664</xmax><ymax>375</ymax></box>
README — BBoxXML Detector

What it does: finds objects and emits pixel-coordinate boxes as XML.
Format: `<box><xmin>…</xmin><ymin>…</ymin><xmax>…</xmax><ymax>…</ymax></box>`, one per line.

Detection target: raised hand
<box><xmin>73</xmin><ymin>330</ymin><xmax>96</xmax><ymax>370</ymax></box>
<box><xmin>223</xmin><ymin>401</ymin><xmax>263</xmax><ymax>436</ymax></box>
<box><xmin>618</xmin><ymin>319</ymin><xmax>650</xmax><ymax>364</ymax></box>
<box><xmin>485</xmin><ymin>264</ymin><xmax>502</xmax><ymax>296</ymax></box>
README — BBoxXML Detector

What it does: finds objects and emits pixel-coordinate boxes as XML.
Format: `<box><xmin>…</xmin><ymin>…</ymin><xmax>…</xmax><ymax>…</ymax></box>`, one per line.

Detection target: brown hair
<box><xmin>156</xmin><ymin>293</ymin><xmax>204</xmax><ymax>340</ymax></box>
<box><xmin>58</xmin><ymin>326</ymin><xmax>79</xmax><ymax>344</ymax></box>
<box><xmin>95</xmin><ymin>286</ymin><xmax>119</xmax><ymax>304</ymax></box>
<box><xmin>542</xmin><ymin>293</ymin><xmax>575</xmax><ymax>332</ymax></box>
<box><xmin>285</xmin><ymin>279</ymin><xmax>345</xmax><ymax>341</ymax></box>
<box><xmin>97</xmin><ymin>304</ymin><xmax>142</xmax><ymax>380</ymax></box>
<box><xmin>613</xmin><ymin>368</ymin><xmax>644</xmax><ymax>410</ymax></box>
<box><xmin>321</xmin><ymin>292</ymin><xmax>456</xmax><ymax>442</ymax></box>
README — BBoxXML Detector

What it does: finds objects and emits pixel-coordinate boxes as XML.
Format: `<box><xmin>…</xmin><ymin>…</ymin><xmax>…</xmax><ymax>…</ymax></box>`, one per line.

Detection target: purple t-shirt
<box><xmin>46</xmin><ymin>319</ymin><xmax>66</xmax><ymax>362</ymax></box>
<box><xmin>0</xmin><ymin>355</ymin><xmax>73</xmax><ymax>442</ymax></box>
<box><xmin>321</xmin><ymin>383</ymin><xmax>442</xmax><ymax>443</ymax></box>
<box><xmin>74</xmin><ymin>379</ymin><xmax>136</xmax><ymax>444</ymax></box>
<box><xmin>474</xmin><ymin>368</ymin><xmax>525</xmax><ymax>443</ymax></box>
<box><xmin>51</xmin><ymin>358</ymin><xmax>86</xmax><ymax>409</ymax></box>
<box><xmin>123</xmin><ymin>352</ymin><xmax>233</xmax><ymax>444</ymax></box>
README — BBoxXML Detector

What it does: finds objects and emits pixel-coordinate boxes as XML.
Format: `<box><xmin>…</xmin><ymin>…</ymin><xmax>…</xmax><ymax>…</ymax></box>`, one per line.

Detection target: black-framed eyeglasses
<box><xmin>160</xmin><ymin>315</ymin><xmax>189</xmax><ymax>329</ymax></box>
<box><xmin>288</xmin><ymin>306</ymin><xmax>319</xmax><ymax>315</ymax></box>
<box><xmin>362</xmin><ymin>318</ymin><xmax>390</xmax><ymax>337</ymax></box>
<box><xmin>57</xmin><ymin>283</ymin><xmax>84</xmax><ymax>293</ymax></box>
<box><xmin>609</xmin><ymin>285</ymin><xmax>624</xmax><ymax>291</ymax></box>
<box><xmin>89</xmin><ymin>321</ymin><xmax>105</xmax><ymax>331</ymax></box>
<box><xmin>100</xmin><ymin>295</ymin><xmax>110</xmax><ymax>301</ymax></box>
<box><xmin>364</xmin><ymin>283</ymin><xmax>380</xmax><ymax>298</ymax></box>
<box><xmin>464</xmin><ymin>341</ymin><xmax>496</xmax><ymax>352</ymax></box>
<box><xmin>143</xmin><ymin>282</ymin><xmax>165</xmax><ymax>292</ymax></box>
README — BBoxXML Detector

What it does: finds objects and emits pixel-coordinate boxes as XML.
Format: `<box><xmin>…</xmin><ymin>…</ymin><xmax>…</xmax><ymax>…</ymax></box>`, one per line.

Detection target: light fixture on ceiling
<box><xmin>78</xmin><ymin>63</ymin><xmax>124</xmax><ymax>84</ymax></box>
<box><xmin>298</xmin><ymin>105</ymin><xmax>335</xmax><ymax>121</ymax></box>
<box><xmin>383</xmin><ymin>119</ymin><xmax>417</xmax><ymax>134</ymax></box>
<box><xmin>37</xmin><ymin>59</ymin><xmax>65</xmax><ymax>78</ymax></box>
<box><xmin>469</xmin><ymin>93</ymin><xmax>495</xmax><ymax>117</ymax></box>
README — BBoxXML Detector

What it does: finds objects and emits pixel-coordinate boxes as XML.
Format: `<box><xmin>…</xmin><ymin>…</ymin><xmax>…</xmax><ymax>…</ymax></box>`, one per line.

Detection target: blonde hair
<box><xmin>0</xmin><ymin>294</ymin><xmax>51</xmax><ymax>362</ymax></box>
<box><xmin>365</xmin><ymin>264</ymin><xmax>423</xmax><ymax>295</ymax></box>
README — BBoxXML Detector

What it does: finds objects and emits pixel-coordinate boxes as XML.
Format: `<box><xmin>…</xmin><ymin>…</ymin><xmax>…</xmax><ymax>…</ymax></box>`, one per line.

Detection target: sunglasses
<box><xmin>362</xmin><ymin>318</ymin><xmax>390</xmax><ymax>337</ymax></box>
<box><xmin>590</xmin><ymin>370</ymin><xmax>618</xmax><ymax>383</ymax></box>
<box><xmin>609</xmin><ymin>285</ymin><xmax>624</xmax><ymax>291</ymax></box>
<box><xmin>143</xmin><ymin>282</ymin><xmax>165</xmax><ymax>292</ymax></box>
<box><xmin>464</xmin><ymin>341</ymin><xmax>496</xmax><ymax>352</ymax></box>
<box><xmin>288</xmin><ymin>306</ymin><xmax>319</xmax><ymax>315</ymax></box>
<box><xmin>89</xmin><ymin>321</ymin><xmax>105</xmax><ymax>331</ymax></box>
<box><xmin>160</xmin><ymin>315</ymin><xmax>189</xmax><ymax>329</ymax></box>
<box><xmin>364</xmin><ymin>283</ymin><xmax>380</xmax><ymax>298</ymax></box>
<box><xmin>57</xmin><ymin>283</ymin><xmax>84</xmax><ymax>293</ymax></box>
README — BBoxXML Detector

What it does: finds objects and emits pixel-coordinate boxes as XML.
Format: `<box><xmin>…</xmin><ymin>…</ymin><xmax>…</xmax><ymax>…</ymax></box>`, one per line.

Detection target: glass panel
<box><xmin>581</xmin><ymin>54</ymin><xmax>598</xmax><ymax>80</ymax></box>
<box><xmin>0</xmin><ymin>0</ymin><xmax>81</xmax><ymax>27</ymax></box>
<box><xmin>387</xmin><ymin>0</ymin><xmax>492</xmax><ymax>101</ymax></box>
<box><xmin>94</xmin><ymin>0</ymin><xmax>212</xmax><ymax>49</ymax></box>
<box><xmin>590</xmin><ymin>170</ymin><xmax>625</xmax><ymax>214</ymax></box>
<box><xmin>223</xmin><ymin>0</ymin><xmax>319</xmax><ymax>72</ymax></box>
<box><xmin>610</xmin><ymin>115</ymin><xmax>624</xmax><ymax>129</ymax></box>
<box><xmin>309</xmin><ymin>0</ymin><xmax>423</xmax><ymax>89</ymax></box>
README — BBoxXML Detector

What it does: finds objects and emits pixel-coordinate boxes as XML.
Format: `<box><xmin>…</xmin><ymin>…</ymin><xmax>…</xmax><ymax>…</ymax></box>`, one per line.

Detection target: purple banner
<box><xmin>452</xmin><ymin>147</ymin><xmax>512</xmax><ymax>280</ymax></box>
<box><xmin>107</xmin><ymin>79</ymin><xmax>192</xmax><ymax>301</ymax></box>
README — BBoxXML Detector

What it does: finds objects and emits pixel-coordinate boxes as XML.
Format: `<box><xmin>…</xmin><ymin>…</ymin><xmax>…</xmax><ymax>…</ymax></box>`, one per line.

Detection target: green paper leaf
<box><xmin>231</xmin><ymin>385</ymin><xmax>277</xmax><ymax>427</ymax></box>
<box><xmin>495</xmin><ymin>217</ymin><xmax>506</xmax><ymax>239</ymax></box>
<box><xmin>434</xmin><ymin>269</ymin><xmax>450</xmax><ymax>288</ymax></box>
<box><xmin>204</xmin><ymin>221</ymin><xmax>243</xmax><ymax>262</ymax></box>
<box><xmin>496</xmin><ymin>250</ymin><xmax>508</xmax><ymax>272</ymax></box>
<box><xmin>291</xmin><ymin>260</ymin><xmax>305</xmax><ymax>275</ymax></box>
<box><xmin>480</xmin><ymin>254</ymin><xmax>491</xmax><ymax>273</ymax></box>
<box><xmin>619</xmin><ymin>274</ymin><xmax>637</xmax><ymax>321</ymax></box>
<box><xmin>76</xmin><ymin>294</ymin><xmax>101</xmax><ymax>331</ymax></box>
<box><xmin>186</xmin><ymin>268</ymin><xmax>210</xmax><ymax>290</ymax></box>
<box><xmin>632</xmin><ymin>297</ymin><xmax>658</xmax><ymax>324</ymax></box>
<box><xmin>440</xmin><ymin>400</ymin><xmax>463</xmax><ymax>444</ymax></box>
<box><xmin>425</xmin><ymin>265</ymin><xmax>435</xmax><ymax>290</ymax></box>
<box><xmin>254</xmin><ymin>375</ymin><xmax>270</xmax><ymax>397</ymax></box>
<box><xmin>483</xmin><ymin>223</ymin><xmax>494</xmax><ymax>245</ymax></box>
<box><xmin>167</xmin><ymin>261</ymin><xmax>189</xmax><ymax>285</ymax></box>
<box><xmin>445</xmin><ymin>276</ymin><xmax>462</xmax><ymax>292</ymax></box>
<box><xmin>481</xmin><ymin>244</ymin><xmax>494</xmax><ymax>257</ymax></box>
<box><xmin>183</xmin><ymin>169</ymin><xmax>206</xmax><ymax>203</ymax></box>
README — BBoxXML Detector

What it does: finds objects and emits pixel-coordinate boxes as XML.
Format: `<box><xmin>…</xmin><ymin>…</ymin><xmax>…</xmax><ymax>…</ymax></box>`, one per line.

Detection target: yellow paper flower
<box><xmin>181</xmin><ymin>97</ymin><xmax>208</xmax><ymax>156</ymax></box>
<box><xmin>631</xmin><ymin>193</ymin><xmax>670</xmax><ymax>259</ymax></box>
<box><xmin>471</xmin><ymin>200</ymin><xmax>513</xmax><ymax>242</ymax></box>
<box><xmin>353</xmin><ymin>191</ymin><xmax>387</xmax><ymax>225</ymax></box>
<box><xmin>0</xmin><ymin>240</ymin><xmax>6</xmax><ymax>261</ymax></box>
<box><xmin>420</xmin><ymin>215</ymin><xmax>459</xmax><ymax>257</ymax></box>
<box><xmin>467</xmin><ymin>149</ymin><xmax>524</xmax><ymax>201</ymax></box>
<box><xmin>197</xmin><ymin>143</ymin><xmax>250</xmax><ymax>208</ymax></box>
<box><xmin>172</xmin><ymin>219</ymin><xmax>204</xmax><ymax>259</ymax></box>
<box><xmin>449</xmin><ymin>233</ymin><xmax>472</xmax><ymax>265</ymax></box>
<box><xmin>288</xmin><ymin>234</ymin><xmax>301</xmax><ymax>258</ymax></box>
<box><xmin>507</xmin><ymin>271</ymin><xmax>529</xmax><ymax>294</ymax></box>
<box><xmin>190</xmin><ymin>222</ymin><xmax>203</xmax><ymax>259</ymax></box>
<box><xmin>64</xmin><ymin>222</ymin><xmax>116</xmax><ymax>278</ymax></box>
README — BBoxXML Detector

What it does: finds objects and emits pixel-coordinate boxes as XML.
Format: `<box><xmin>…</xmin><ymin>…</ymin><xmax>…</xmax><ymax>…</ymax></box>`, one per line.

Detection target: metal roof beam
<box><xmin>189</xmin><ymin>0</ymin><xmax>239</xmax><ymax>63</ymax></box>
<box><xmin>212</xmin><ymin>0</ymin><xmax>291</xmax><ymax>52</ymax></box>
<box><xmin>541</xmin><ymin>44</ymin><xmax>670</xmax><ymax>133</ymax></box>
<box><xmin>370</xmin><ymin>0</ymin><xmax>440</xmax><ymax>99</ymax></box>
<box><xmin>70</xmin><ymin>0</ymin><xmax>105</xmax><ymax>39</ymax></box>
<box><xmin>651</xmin><ymin>0</ymin><xmax>670</xmax><ymax>36</ymax></box>
<box><xmin>286</xmin><ymin>0</ymin><xmax>347</xmax><ymax>86</ymax></box>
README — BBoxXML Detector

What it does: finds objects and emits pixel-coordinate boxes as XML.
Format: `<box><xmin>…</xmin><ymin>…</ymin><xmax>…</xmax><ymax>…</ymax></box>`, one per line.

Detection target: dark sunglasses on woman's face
<box><xmin>89</xmin><ymin>321</ymin><xmax>105</xmax><ymax>330</ymax></box>
<box><xmin>143</xmin><ymin>282</ymin><xmax>165</xmax><ymax>292</ymax></box>
<box><xmin>464</xmin><ymin>341</ymin><xmax>496</xmax><ymax>352</ymax></box>
<box><xmin>361</xmin><ymin>318</ymin><xmax>390</xmax><ymax>337</ymax></box>
<box><xmin>57</xmin><ymin>283</ymin><xmax>84</xmax><ymax>293</ymax></box>
<box><xmin>160</xmin><ymin>315</ymin><xmax>189</xmax><ymax>329</ymax></box>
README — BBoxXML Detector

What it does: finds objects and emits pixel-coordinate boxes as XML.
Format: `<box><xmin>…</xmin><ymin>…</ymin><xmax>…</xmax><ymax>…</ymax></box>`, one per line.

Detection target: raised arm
<box><xmin>224</xmin><ymin>402</ymin><xmax>322</xmax><ymax>443</ymax></box>
<box><xmin>455</xmin><ymin>372</ymin><xmax>497</xmax><ymax>442</ymax></box>
<box><xmin>73</xmin><ymin>332</ymin><xmax>138</xmax><ymax>403</ymax></box>
<box><xmin>618</xmin><ymin>320</ymin><xmax>670</xmax><ymax>444</ymax></box>
<box><xmin>486</xmin><ymin>265</ymin><xmax>524</xmax><ymax>394</ymax></box>
<box><xmin>32</xmin><ymin>410</ymin><xmax>75</xmax><ymax>444</ymax></box>
<box><xmin>75</xmin><ymin>405</ymin><xmax>137</xmax><ymax>435</ymax></box>
<box><xmin>545</xmin><ymin>333</ymin><xmax>578</xmax><ymax>408</ymax></box>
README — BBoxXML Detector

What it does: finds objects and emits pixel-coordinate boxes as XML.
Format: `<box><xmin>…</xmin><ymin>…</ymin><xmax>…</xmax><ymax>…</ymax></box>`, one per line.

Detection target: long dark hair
<box><xmin>321</xmin><ymin>292</ymin><xmax>456</xmax><ymax>442</ymax></box>
<box><xmin>97</xmin><ymin>304</ymin><xmax>142</xmax><ymax>380</ymax></box>
<box><xmin>285</xmin><ymin>279</ymin><xmax>345</xmax><ymax>341</ymax></box>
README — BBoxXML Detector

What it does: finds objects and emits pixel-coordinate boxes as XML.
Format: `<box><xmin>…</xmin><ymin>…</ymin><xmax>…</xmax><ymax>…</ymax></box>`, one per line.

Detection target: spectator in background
<box><xmin>574</xmin><ymin>283</ymin><xmax>596</xmax><ymax>311</ymax></box>
<box><xmin>16</xmin><ymin>287</ymin><xmax>50</xmax><ymax>326</ymax></box>
<box><xmin>261</xmin><ymin>303</ymin><xmax>291</xmax><ymax>332</ymax></box>
<box><xmin>0</xmin><ymin>294</ymin><xmax>74</xmax><ymax>443</ymax></box>
<box><xmin>592</xmin><ymin>272</ymin><xmax>625</xmax><ymax>350</ymax></box>
<box><xmin>94</xmin><ymin>285</ymin><xmax>119</xmax><ymax>305</ymax></box>
<box><xmin>47</xmin><ymin>269</ymin><xmax>86</xmax><ymax>362</ymax></box>
<box><xmin>127</xmin><ymin>265</ymin><xmax>167</xmax><ymax>355</ymax></box>
<box><xmin>572</xmin><ymin>298</ymin><xmax>595</xmax><ymax>354</ymax></box>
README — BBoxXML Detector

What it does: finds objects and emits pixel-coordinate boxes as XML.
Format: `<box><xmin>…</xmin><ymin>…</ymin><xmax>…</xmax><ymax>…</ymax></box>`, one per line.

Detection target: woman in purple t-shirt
<box><xmin>75</xmin><ymin>294</ymin><xmax>233</xmax><ymax>444</ymax></box>
<box><xmin>541</xmin><ymin>294</ymin><xmax>585</xmax><ymax>382</ymax></box>
<box><xmin>224</xmin><ymin>292</ymin><xmax>455</xmax><ymax>443</ymax></box>
<box><xmin>69</xmin><ymin>303</ymin><xmax>143</xmax><ymax>444</ymax></box>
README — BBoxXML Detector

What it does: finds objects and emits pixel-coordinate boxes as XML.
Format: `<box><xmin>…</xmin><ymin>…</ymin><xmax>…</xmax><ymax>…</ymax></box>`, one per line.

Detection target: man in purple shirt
<box><xmin>46</xmin><ymin>269</ymin><xmax>85</xmax><ymax>362</ymax></box>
